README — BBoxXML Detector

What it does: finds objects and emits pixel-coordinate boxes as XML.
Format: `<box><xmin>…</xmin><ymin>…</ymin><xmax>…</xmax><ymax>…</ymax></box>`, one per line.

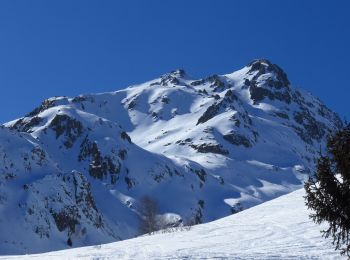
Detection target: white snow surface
<box><xmin>2</xmin><ymin>189</ymin><xmax>343</xmax><ymax>260</ymax></box>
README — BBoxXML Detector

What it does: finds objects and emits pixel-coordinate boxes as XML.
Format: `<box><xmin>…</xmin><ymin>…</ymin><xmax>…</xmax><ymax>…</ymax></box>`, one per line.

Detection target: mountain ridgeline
<box><xmin>0</xmin><ymin>59</ymin><xmax>342</xmax><ymax>254</ymax></box>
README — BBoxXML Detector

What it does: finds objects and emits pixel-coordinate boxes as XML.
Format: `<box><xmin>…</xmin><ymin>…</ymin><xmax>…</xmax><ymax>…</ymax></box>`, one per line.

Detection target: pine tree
<box><xmin>304</xmin><ymin>124</ymin><xmax>350</xmax><ymax>256</ymax></box>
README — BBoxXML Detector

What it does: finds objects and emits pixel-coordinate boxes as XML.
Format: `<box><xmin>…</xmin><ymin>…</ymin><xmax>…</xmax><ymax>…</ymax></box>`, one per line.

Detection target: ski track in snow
<box><xmin>1</xmin><ymin>189</ymin><xmax>344</xmax><ymax>260</ymax></box>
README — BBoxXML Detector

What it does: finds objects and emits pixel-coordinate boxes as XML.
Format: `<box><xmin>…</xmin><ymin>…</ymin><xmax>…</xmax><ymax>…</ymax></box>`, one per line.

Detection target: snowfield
<box><xmin>2</xmin><ymin>189</ymin><xmax>343</xmax><ymax>260</ymax></box>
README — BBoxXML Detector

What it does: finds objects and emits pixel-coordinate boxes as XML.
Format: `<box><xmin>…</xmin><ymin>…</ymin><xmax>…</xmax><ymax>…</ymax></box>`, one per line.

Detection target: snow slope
<box><xmin>2</xmin><ymin>189</ymin><xmax>343</xmax><ymax>259</ymax></box>
<box><xmin>0</xmin><ymin>59</ymin><xmax>342</xmax><ymax>254</ymax></box>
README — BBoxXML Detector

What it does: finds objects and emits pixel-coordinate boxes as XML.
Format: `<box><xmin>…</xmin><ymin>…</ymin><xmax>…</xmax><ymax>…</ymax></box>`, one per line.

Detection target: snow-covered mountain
<box><xmin>1</xmin><ymin>189</ymin><xmax>343</xmax><ymax>259</ymax></box>
<box><xmin>0</xmin><ymin>59</ymin><xmax>342</xmax><ymax>254</ymax></box>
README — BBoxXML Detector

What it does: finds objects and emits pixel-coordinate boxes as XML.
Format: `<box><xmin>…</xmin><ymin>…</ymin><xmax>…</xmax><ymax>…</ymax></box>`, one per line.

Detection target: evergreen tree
<box><xmin>304</xmin><ymin>124</ymin><xmax>350</xmax><ymax>256</ymax></box>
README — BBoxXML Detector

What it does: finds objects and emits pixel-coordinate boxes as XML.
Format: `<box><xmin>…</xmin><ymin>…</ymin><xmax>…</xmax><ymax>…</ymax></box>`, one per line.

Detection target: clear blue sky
<box><xmin>0</xmin><ymin>0</ymin><xmax>349</xmax><ymax>123</ymax></box>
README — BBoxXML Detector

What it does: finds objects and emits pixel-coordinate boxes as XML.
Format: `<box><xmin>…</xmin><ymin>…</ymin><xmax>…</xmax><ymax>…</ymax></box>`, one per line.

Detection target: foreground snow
<box><xmin>2</xmin><ymin>189</ymin><xmax>343</xmax><ymax>259</ymax></box>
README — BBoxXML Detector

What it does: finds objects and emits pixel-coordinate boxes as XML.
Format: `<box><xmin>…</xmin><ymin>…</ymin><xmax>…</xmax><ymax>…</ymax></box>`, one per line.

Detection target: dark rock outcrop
<box><xmin>223</xmin><ymin>132</ymin><xmax>252</xmax><ymax>148</ymax></box>
<box><xmin>49</xmin><ymin>114</ymin><xmax>83</xmax><ymax>148</ymax></box>
<box><xmin>190</xmin><ymin>143</ymin><xmax>229</xmax><ymax>155</ymax></box>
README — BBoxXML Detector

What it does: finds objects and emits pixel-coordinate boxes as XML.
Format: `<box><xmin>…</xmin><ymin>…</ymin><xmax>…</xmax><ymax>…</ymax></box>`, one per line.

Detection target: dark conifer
<box><xmin>305</xmin><ymin>124</ymin><xmax>350</xmax><ymax>256</ymax></box>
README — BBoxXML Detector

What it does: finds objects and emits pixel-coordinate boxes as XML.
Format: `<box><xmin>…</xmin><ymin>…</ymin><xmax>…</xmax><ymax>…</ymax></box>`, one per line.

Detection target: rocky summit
<box><xmin>0</xmin><ymin>59</ymin><xmax>342</xmax><ymax>254</ymax></box>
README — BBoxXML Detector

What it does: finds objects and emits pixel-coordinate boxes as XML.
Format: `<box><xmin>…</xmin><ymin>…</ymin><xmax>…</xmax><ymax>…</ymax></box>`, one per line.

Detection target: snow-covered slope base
<box><xmin>3</xmin><ymin>189</ymin><xmax>343</xmax><ymax>260</ymax></box>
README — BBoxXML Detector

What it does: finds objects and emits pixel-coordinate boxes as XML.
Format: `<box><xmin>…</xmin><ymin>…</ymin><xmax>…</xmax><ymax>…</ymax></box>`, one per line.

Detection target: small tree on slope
<box><xmin>138</xmin><ymin>195</ymin><xmax>159</xmax><ymax>235</ymax></box>
<box><xmin>304</xmin><ymin>124</ymin><xmax>350</xmax><ymax>256</ymax></box>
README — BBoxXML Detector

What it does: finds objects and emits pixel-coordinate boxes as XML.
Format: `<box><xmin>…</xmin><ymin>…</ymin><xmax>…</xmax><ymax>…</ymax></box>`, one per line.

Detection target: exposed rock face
<box><xmin>25</xmin><ymin>171</ymin><xmax>111</xmax><ymax>244</ymax></box>
<box><xmin>293</xmin><ymin>110</ymin><xmax>326</xmax><ymax>143</ymax></box>
<box><xmin>0</xmin><ymin>59</ymin><xmax>343</xmax><ymax>254</ymax></box>
<box><xmin>26</xmin><ymin>99</ymin><xmax>57</xmax><ymax>117</ymax></box>
<box><xmin>78</xmin><ymin>136</ymin><xmax>122</xmax><ymax>184</ymax></box>
<box><xmin>10</xmin><ymin>116</ymin><xmax>43</xmax><ymax>133</ymax></box>
<box><xmin>197</xmin><ymin>90</ymin><xmax>238</xmax><ymax>125</ymax></box>
<box><xmin>120</xmin><ymin>132</ymin><xmax>132</xmax><ymax>143</ymax></box>
<box><xmin>191</xmin><ymin>74</ymin><xmax>227</xmax><ymax>92</ymax></box>
<box><xmin>249</xmin><ymin>84</ymin><xmax>292</xmax><ymax>104</ymax></box>
<box><xmin>190</xmin><ymin>143</ymin><xmax>229</xmax><ymax>155</ymax></box>
<box><xmin>197</xmin><ymin>103</ymin><xmax>221</xmax><ymax>125</ymax></box>
<box><xmin>246</xmin><ymin>59</ymin><xmax>292</xmax><ymax>104</ymax></box>
<box><xmin>49</xmin><ymin>114</ymin><xmax>84</xmax><ymax>148</ymax></box>
<box><xmin>223</xmin><ymin>132</ymin><xmax>252</xmax><ymax>148</ymax></box>
<box><xmin>247</xmin><ymin>59</ymin><xmax>290</xmax><ymax>87</ymax></box>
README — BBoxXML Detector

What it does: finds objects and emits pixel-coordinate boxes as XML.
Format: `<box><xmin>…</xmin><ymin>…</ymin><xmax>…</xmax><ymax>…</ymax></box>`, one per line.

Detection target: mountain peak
<box><xmin>0</xmin><ymin>61</ymin><xmax>342</xmax><ymax>255</ymax></box>
<box><xmin>158</xmin><ymin>68</ymin><xmax>188</xmax><ymax>86</ymax></box>
<box><xmin>246</xmin><ymin>59</ymin><xmax>290</xmax><ymax>87</ymax></box>
<box><xmin>247</xmin><ymin>58</ymin><xmax>273</xmax><ymax>67</ymax></box>
<box><xmin>169</xmin><ymin>68</ymin><xmax>186</xmax><ymax>78</ymax></box>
